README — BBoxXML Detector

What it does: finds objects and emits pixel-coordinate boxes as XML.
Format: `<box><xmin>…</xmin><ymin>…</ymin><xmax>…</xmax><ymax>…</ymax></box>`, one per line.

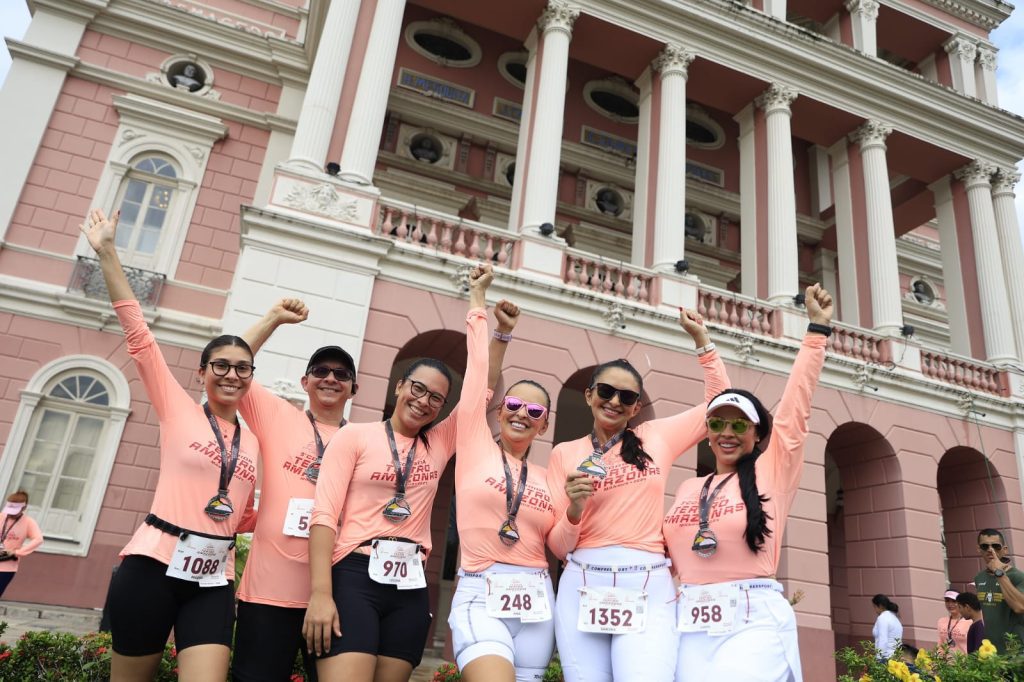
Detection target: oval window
<box><xmin>591</xmin><ymin>91</ymin><xmax>638</xmax><ymax>119</ymax></box>
<box><xmin>584</xmin><ymin>79</ymin><xmax>640</xmax><ymax>123</ymax></box>
<box><xmin>413</xmin><ymin>33</ymin><xmax>471</xmax><ymax>62</ymax></box>
<box><xmin>405</xmin><ymin>19</ymin><xmax>481</xmax><ymax>68</ymax></box>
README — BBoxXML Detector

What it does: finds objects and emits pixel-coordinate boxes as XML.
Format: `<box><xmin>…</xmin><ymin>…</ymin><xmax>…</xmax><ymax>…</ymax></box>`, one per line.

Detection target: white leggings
<box><xmin>675</xmin><ymin>580</ymin><xmax>802</xmax><ymax>682</ymax></box>
<box><xmin>554</xmin><ymin>547</ymin><xmax>679</xmax><ymax>682</ymax></box>
<box><xmin>448</xmin><ymin>563</ymin><xmax>555</xmax><ymax>682</ymax></box>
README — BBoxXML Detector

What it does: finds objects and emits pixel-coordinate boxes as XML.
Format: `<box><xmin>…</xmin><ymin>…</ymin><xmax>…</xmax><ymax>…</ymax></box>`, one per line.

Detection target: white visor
<box><xmin>707</xmin><ymin>393</ymin><xmax>761</xmax><ymax>425</ymax></box>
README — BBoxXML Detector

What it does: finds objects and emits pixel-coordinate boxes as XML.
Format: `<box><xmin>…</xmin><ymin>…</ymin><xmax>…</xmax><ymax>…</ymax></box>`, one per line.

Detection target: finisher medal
<box><xmin>383</xmin><ymin>494</ymin><xmax>412</xmax><ymax>522</ymax></box>
<box><xmin>691</xmin><ymin>472</ymin><xmax>735</xmax><ymax>559</ymax></box>
<box><xmin>577</xmin><ymin>430</ymin><xmax>623</xmax><ymax>479</ymax></box>
<box><xmin>382</xmin><ymin>421</ymin><xmax>416</xmax><ymax>523</ymax></box>
<box><xmin>202</xmin><ymin>403</ymin><xmax>241</xmax><ymax>522</ymax></box>
<box><xmin>205</xmin><ymin>490</ymin><xmax>235</xmax><ymax>521</ymax></box>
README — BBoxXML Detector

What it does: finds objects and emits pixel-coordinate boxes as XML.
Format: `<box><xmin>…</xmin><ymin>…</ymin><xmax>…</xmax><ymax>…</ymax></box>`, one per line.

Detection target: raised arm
<box><xmin>81</xmin><ymin>209</ymin><xmax>135</xmax><ymax>302</ymax></box>
<box><xmin>241</xmin><ymin>298</ymin><xmax>309</xmax><ymax>355</ymax></box>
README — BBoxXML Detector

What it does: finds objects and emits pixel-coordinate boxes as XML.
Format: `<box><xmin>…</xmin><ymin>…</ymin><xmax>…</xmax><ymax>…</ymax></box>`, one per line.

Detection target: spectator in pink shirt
<box><xmin>0</xmin><ymin>491</ymin><xmax>44</xmax><ymax>597</ymax></box>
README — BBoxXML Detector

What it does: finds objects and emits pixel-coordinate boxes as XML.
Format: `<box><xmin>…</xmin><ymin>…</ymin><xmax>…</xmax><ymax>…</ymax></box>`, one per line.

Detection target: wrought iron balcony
<box><xmin>67</xmin><ymin>256</ymin><xmax>166</xmax><ymax>307</ymax></box>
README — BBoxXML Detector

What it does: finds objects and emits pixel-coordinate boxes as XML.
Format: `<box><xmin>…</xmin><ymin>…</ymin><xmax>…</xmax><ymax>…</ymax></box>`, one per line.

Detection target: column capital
<box><xmin>755</xmin><ymin>83</ymin><xmax>797</xmax><ymax>114</ymax></box>
<box><xmin>652</xmin><ymin>43</ymin><xmax>695</xmax><ymax>78</ymax></box>
<box><xmin>992</xmin><ymin>167</ymin><xmax>1021</xmax><ymax>196</ymax></box>
<box><xmin>954</xmin><ymin>160</ymin><xmax>997</xmax><ymax>188</ymax></box>
<box><xmin>944</xmin><ymin>34</ymin><xmax>977</xmax><ymax>61</ymax></box>
<box><xmin>844</xmin><ymin>0</ymin><xmax>879</xmax><ymax>20</ymax></box>
<box><xmin>848</xmin><ymin>119</ymin><xmax>892</xmax><ymax>149</ymax></box>
<box><xmin>976</xmin><ymin>44</ymin><xmax>998</xmax><ymax>72</ymax></box>
<box><xmin>538</xmin><ymin>1</ymin><xmax>579</xmax><ymax>35</ymax></box>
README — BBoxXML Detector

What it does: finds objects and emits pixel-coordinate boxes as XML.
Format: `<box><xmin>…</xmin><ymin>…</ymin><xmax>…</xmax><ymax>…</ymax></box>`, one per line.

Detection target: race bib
<box><xmin>282</xmin><ymin>498</ymin><xmax>314</xmax><ymax>538</ymax></box>
<box><xmin>367</xmin><ymin>540</ymin><xmax>426</xmax><ymax>590</ymax></box>
<box><xmin>676</xmin><ymin>584</ymin><xmax>739</xmax><ymax>635</ymax></box>
<box><xmin>485</xmin><ymin>573</ymin><xmax>551</xmax><ymax>623</ymax></box>
<box><xmin>577</xmin><ymin>586</ymin><xmax>646</xmax><ymax>634</ymax></box>
<box><xmin>166</xmin><ymin>534</ymin><xmax>231</xmax><ymax>587</ymax></box>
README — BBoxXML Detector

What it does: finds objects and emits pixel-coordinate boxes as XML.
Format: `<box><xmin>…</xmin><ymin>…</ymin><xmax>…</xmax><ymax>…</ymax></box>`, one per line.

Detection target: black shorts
<box><xmin>233</xmin><ymin>600</ymin><xmax>318</xmax><ymax>682</ymax></box>
<box><xmin>323</xmin><ymin>553</ymin><xmax>432</xmax><ymax>666</ymax></box>
<box><xmin>108</xmin><ymin>554</ymin><xmax>235</xmax><ymax>656</ymax></box>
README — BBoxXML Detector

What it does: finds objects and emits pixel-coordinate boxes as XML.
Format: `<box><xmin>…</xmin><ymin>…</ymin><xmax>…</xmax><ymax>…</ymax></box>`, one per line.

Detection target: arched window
<box><xmin>0</xmin><ymin>357</ymin><xmax>130</xmax><ymax>555</ymax></box>
<box><xmin>114</xmin><ymin>156</ymin><xmax>179</xmax><ymax>266</ymax></box>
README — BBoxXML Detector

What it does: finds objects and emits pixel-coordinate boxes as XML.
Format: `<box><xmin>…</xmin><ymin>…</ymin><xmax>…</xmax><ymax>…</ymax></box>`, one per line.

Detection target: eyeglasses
<box><xmin>979</xmin><ymin>543</ymin><xmax>1003</xmax><ymax>552</ymax></box>
<box><xmin>502</xmin><ymin>396</ymin><xmax>548</xmax><ymax>420</ymax></box>
<box><xmin>407</xmin><ymin>379</ymin><xmax>446</xmax><ymax>408</ymax></box>
<box><xmin>592</xmin><ymin>383</ymin><xmax>640</xmax><ymax>406</ymax></box>
<box><xmin>308</xmin><ymin>365</ymin><xmax>354</xmax><ymax>382</ymax></box>
<box><xmin>707</xmin><ymin>417</ymin><xmax>752</xmax><ymax>435</ymax></box>
<box><xmin>204</xmin><ymin>360</ymin><xmax>254</xmax><ymax>379</ymax></box>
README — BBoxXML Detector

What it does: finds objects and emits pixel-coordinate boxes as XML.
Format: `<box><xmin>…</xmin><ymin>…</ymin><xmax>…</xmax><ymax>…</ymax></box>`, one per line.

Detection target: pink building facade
<box><xmin>2</xmin><ymin>0</ymin><xmax>1024</xmax><ymax>677</ymax></box>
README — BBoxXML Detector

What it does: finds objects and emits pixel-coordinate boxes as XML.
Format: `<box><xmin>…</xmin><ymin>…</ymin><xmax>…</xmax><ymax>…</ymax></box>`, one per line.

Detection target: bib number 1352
<box><xmin>576</xmin><ymin>586</ymin><xmax>646</xmax><ymax>634</ymax></box>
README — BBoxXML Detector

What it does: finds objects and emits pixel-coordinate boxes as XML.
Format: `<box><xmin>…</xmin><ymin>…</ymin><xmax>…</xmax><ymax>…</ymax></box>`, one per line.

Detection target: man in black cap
<box><xmin>231</xmin><ymin>298</ymin><xmax>356</xmax><ymax>682</ymax></box>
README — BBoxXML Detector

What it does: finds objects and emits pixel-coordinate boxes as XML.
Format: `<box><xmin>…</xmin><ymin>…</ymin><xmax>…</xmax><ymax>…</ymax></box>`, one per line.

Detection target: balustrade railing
<box><xmin>68</xmin><ymin>256</ymin><xmax>165</xmax><ymax>307</ymax></box>
<box><xmin>920</xmin><ymin>350</ymin><xmax>1008</xmax><ymax>396</ymax></box>
<box><xmin>829</xmin><ymin>323</ymin><xmax>891</xmax><ymax>364</ymax></box>
<box><xmin>375</xmin><ymin>200</ymin><xmax>517</xmax><ymax>264</ymax></box>
<box><xmin>563</xmin><ymin>252</ymin><xmax>656</xmax><ymax>305</ymax></box>
<box><xmin>697</xmin><ymin>289</ymin><xmax>778</xmax><ymax>337</ymax></box>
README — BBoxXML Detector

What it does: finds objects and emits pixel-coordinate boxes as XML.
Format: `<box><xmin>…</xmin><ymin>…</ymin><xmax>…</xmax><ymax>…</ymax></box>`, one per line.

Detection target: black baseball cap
<box><xmin>306</xmin><ymin>346</ymin><xmax>356</xmax><ymax>377</ymax></box>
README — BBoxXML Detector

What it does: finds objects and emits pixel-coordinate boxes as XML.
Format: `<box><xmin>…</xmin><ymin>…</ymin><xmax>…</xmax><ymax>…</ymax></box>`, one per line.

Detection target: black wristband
<box><xmin>807</xmin><ymin>322</ymin><xmax>832</xmax><ymax>337</ymax></box>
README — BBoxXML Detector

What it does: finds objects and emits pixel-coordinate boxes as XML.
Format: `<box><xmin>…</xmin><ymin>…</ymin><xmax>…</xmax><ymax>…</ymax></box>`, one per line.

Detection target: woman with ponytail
<box><xmin>664</xmin><ymin>283</ymin><xmax>833</xmax><ymax>682</ymax></box>
<box><xmin>872</xmin><ymin>594</ymin><xmax>903</xmax><ymax>660</ymax></box>
<box><xmin>546</xmin><ymin>309</ymin><xmax>730</xmax><ymax>682</ymax></box>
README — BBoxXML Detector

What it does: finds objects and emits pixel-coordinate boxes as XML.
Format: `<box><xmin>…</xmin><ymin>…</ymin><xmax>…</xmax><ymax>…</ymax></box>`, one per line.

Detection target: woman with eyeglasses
<box><xmin>663</xmin><ymin>284</ymin><xmax>833</xmax><ymax>682</ymax></box>
<box><xmin>304</xmin><ymin>275</ymin><xmax>513</xmax><ymax>682</ymax></box>
<box><xmin>545</xmin><ymin>307</ymin><xmax>730</xmax><ymax>682</ymax></box>
<box><xmin>81</xmin><ymin>209</ymin><xmax>259</xmax><ymax>681</ymax></box>
<box><xmin>448</xmin><ymin>265</ymin><xmax>579</xmax><ymax>682</ymax></box>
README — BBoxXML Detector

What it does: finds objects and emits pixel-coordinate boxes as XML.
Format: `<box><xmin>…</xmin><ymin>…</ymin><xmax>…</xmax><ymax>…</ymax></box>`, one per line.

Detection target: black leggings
<box><xmin>232</xmin><ymin>600</ymin><xmax>318</xmax><ymax>682</ymax></box>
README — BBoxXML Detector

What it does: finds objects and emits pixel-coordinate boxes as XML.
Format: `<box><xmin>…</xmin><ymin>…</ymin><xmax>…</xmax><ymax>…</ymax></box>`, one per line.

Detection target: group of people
<box><xmin>82</xmin><ymin>206</ymin><xmax>834</xmax><ymax>681</ymax></box>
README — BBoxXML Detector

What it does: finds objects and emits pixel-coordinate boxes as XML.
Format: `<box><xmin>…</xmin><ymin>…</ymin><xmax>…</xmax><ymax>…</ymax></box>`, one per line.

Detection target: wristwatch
<box><xmin>994</xmin><ymin>569</ymin><xmax>1006</xmax><ymax>578</ymax></box>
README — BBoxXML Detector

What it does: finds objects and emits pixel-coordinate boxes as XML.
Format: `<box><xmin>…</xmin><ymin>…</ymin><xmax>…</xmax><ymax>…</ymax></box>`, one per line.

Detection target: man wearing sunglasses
<box><xmin>231</xmin><ymin>298</ymin><xmax>357</xmax><ymax>682</ymax></box>
<box><xmin>973</xmin><ymin>528</ymin><xmax>1024</xmax><ymax>653</ymax></box>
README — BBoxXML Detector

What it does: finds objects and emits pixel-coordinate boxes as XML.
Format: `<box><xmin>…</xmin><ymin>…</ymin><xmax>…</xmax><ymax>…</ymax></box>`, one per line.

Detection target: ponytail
<box><xmin>620</xmin><ymin>428</ymin><xmax>653</xmax><ymax>471</ymax></box>
<box><xmin>872</xmin><ymin>594</ymin><xmax>899</xmax><ymax>614</ymax></box>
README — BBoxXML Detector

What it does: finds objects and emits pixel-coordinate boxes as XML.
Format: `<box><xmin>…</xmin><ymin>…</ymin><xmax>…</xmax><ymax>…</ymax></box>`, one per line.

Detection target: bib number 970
<box><xmin>381</xmin><ymin>560</ymin><xmax>408</xmax><ymax>578</ymax></box>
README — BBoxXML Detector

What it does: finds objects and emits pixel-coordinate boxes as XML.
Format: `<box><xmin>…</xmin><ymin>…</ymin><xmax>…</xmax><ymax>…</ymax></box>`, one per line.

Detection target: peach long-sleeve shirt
<box><xmin>664</xmin><ymin>334</ymin><xmax>826</xmax><ymax>583</ymax></box>
<box><xmin>456</xmin><ymin>309</ymin><xmax>580</xmax><ymax>571</ymax></box>
<box><xmin>311</xmin><ymin>409</ymin><xmax>459</xmax><ymax>565</ymax></box>
<box><xmin>545</xmin><ymin>349</ymin><xmax>730</xmax><ymax>555</ymax></box>
<box><xmin>114</xmin><ymin>301</ymin><xmax>258</xmax><ymax>578</ymax></box>
<box><xmin>237</xmin><ymin>381</ymin><xmax>343</xmax><ymax>607</ymax></box>
<box><xmin>0</xmin><ymin>514</ymin><xmax>43</xmax><ymax>573</ymax></box>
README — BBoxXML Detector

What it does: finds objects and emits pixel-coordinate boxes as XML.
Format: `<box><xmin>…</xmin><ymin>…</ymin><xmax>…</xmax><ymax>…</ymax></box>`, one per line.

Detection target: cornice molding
<box><xmin>4</xmin><ymin>39</ymin><xmax>80</xmax><ymax>72</ymax></box>
<box><xmin>33</xmin><ymin>0</ymin><xmax>110</xmax><ymax>23</ymax></box>
<box><xmin>915</xmin><ymin>0</ymin><xmax>1012</xmax><ymax>31</ymax></box>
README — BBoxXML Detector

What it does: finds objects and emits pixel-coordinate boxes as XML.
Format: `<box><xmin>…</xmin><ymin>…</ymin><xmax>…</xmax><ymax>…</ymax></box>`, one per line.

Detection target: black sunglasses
<box><xmin>592</xmin><ymin>382</ymin><xmax>640</xmax><ymax>406</ymax></box>
<box><xmin>979</xmin><ymin>543</ymin><xmax>1003</xmax><ymax>552</ymax></box>
<box><xmin>308</xmin><ymin>365</ymin><xmax>354</xmax><ymax>382</ymax></box>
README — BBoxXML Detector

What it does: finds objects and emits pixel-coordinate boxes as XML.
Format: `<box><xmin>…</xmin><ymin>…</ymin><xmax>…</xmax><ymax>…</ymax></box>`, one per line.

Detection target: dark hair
<box><xmin>506</xmin><ymin>379</ymin><xmax>551</xmax><ymax>408</ymax></box>
<box><xmin>200</xmin><ymin>335</ymin><xmax>253</xmax><ymax>367</ymax></box>
<box><xmin>400</xmin><ymin>358</ymin><xmax>453</xmax><ymax>447</ymax></box>
<box><xmin>709</xmin><ymin>388</ymin><xmax>774</xmax><ymax>553</ymax></box>
<box><xmin>956</xmin><ymin>592</ymin><xmax>981</xmax><ymax>611</ymax></box>
<box><xmin>590</xmin><ymin>360</ymin><xmax>652</xmax><ymax>471</ymax></box>
<box><xmin>872</xmin><ymin>594</ymin><xmax>899</xmax><ymax>614</ymax></box>
<box><xmin>978</xmin><ymin>528</ymin><xmax>1006</xmax><ymax>544</ymax></box>
<box><xmin>7</xmin><ymin>490</ymin><xmax>28</xmax><ymax>504</ymax></box>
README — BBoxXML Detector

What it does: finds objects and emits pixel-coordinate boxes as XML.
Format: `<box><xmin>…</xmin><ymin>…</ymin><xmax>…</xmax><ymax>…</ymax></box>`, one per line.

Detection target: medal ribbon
<box><xmin>204</xmin><ymin>403</ymin><xmax>241</xmax><ymax>498</ymax></box>
<box><xmin>0</xmin><ymin>517</ymin><xmax>17</xmax><ymax>545</ymax></box>
<box><xmin>698</xmin><ymin>472</ymin><xmax>735</xmax><ymax>531</ymax></box>
<box><xmin>588</xmin><ymin>429</ymin><xmax>624</xmax><ymax>462</ymax></box>
<box><xmin>384</xmin><ymin>421</ymin><xmax>417</xmax><ymax>500</ymax></box>
<box><xmin>305</xmin><ymin>410</ymin><xmax>346</xmax><ymax>480</ymax></box>
<box><xmin>500</xmin><ymin>445</ymin><xmax>529</xmax><ymax>523</ymax></box>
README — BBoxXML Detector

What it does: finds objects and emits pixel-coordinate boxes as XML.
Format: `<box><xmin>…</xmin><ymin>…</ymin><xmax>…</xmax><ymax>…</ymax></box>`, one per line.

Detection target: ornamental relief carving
<box><xmin>844</xmin><ymin>0</ymin><xmax>879</xmax><ymax>21</ymax></box>
<box><xmin>954</xmin><ymin>160</ymin><xmax>997</xmax><ymax>187</ymax></box>
<box><xmin>849</xmin><ymin>120</ymin><xmax>893</xmax><ymax>148</ymax></box>
<box><xmin>653</xmin><ymin>44</ymin><xmax>694</xmax><ymax>76</ymax></box>
<box><xmin>282</xmin><ymin>182</ymin><xmax>360</xmax><ymax>222</ymax></box>
<box><xmin>538</xmin><ymin>0</ymin><xmax>579</xmax><ymax>34</ymax></box>
<box><xmin>976</xmin><ymin>48</ymin><xmax>998</xmax><ymax>71</ymax></box>
<box><xmin>754</xmin><ymin>83</ymin><xmax>798</xmax><ymax>113</ymax></box>
<box><xmin>992</xmin><ymin>168</ymin><xmax>1021</xmax><ymax>195</ymax></box>
<box><xmin>943</xmin><ymin>37</ymin><xmax>977</xmax><ymax>61</ymax></box>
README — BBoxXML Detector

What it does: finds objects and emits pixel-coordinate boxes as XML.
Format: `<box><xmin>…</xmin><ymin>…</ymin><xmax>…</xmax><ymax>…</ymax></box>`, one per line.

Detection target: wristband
<box><xmin>695</xmin><ymin>342</ymin><xmax>716</xmax><ymax>356</ymax></box>
<box><xmin>493</xmin><ymin>330</ymin><xmax>513</xmax><ymax>342</ymax></box>
<box><xmin>807</xmin><ymin>323</ymin><xmax>832</xmax><ymax>337</ymax></box>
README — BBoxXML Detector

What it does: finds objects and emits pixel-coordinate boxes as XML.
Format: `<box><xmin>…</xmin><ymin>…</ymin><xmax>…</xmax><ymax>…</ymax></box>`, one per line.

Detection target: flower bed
<box><xmin>836</xmin><ymin>637</ymin><xmax>1023</xmax><ymax>682</ymax></box>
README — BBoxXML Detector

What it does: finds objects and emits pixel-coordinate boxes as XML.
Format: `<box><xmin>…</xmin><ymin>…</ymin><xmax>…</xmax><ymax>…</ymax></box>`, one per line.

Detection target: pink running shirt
<box><xmin>0</xmin><ymin>514</ymin><xmax>42</xmax><ymax>574</ymax></box>
<box><xmin>456</xmin><ymin>309</ymin><xmax>580</xmax><ymax>572</ymax></box>
<box><xmin>114</xmin><ymin>301</ymin><xmax>258</xmax><ymax>579</ymax></box>
<box><xmin>545</xmin><ymin>350</ymin><xmax>730</xmax><ymax>555</ymax></box>
<box><xmin>237</xmin><ymin>381</ymin><xmax>343</xmax><ymax>607</ymax></box>
<box><xmin>664</xmin><ymin>334</ymin><xmax>826</xmax><ymax>584</ymax></box>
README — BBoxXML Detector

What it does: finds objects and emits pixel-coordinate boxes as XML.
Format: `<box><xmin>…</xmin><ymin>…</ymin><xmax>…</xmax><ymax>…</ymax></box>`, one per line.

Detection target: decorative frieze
<box><xmin>397</xmin><ymin>68</ymin><xmax>476</xmax><ymax>108</ymax></box>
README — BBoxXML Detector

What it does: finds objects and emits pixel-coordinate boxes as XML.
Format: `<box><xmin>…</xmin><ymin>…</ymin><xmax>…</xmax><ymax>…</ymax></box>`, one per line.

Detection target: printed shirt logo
<box><xmin>282</xmin><ymin>440</ymin><xmax>319</xmax><ymax>480</ymax></box>
<box><xmin>590</xmin><ymin>459</ymin><xmax>662</xmax><ymax>493</ymax></box>
<box><xmin>369</xmin><ymin>460</ymin><xmax>439</xmax><ymax>486</ymax></box>
<box><xmin>665</xmin><ymin>497</ymin><xmax>745</xmax><ymax>527</ymax></box>
<box><xmin>188</xmin><ymin>439</ymin><xmax>257</xmax><ymax>484</ymax></box>
<box><xmin>484</xmin><ymin>476</ymin><xmax>554</xmax><ymax>515</ymax></box>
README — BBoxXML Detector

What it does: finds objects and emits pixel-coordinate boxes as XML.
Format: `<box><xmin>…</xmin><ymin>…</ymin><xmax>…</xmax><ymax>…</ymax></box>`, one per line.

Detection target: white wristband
<box><xmin>695</xmin><ymin>342</ymin><xmax>716</xmax><ymax>356</ymax></box>
<box><xmin>493</xmin><ymin>330</ymin><xmax>512</xmax><ymax>342</ymax></box>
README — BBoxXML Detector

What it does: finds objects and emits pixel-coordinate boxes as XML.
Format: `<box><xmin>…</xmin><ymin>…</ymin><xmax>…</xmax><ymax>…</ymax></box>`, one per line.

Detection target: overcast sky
<box><xmin>1</xmin><ymin>2</ymin><xmax>1023</xmax><ymax>245</ymax></box>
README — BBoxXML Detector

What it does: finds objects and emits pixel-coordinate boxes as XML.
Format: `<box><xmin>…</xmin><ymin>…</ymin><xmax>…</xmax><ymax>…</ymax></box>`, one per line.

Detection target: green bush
<box><xmin>836</xmin><ymin>636</ymin><xmax>1023</xmax><ymax>682</ymax></box>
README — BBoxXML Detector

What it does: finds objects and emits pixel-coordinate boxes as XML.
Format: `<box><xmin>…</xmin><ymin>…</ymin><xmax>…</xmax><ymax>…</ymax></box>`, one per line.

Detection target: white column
<box><xmin>975</xmin><ymin>44</ymin><xmax>999</xmax><ymax>106</ymax></box>
<box><xmin>734</xmin><ymin>104</ymin><xmax>758</xmax><ymax>298</ymax></box>
<box><xmin>928</xmin><ymin>176</ymin><xmax>971</xmax><ymax>356</ymax></box>
<box><xmin>287</xmin><ymin>0</ymin><xmax>360</xmax><ymax>172</ymax></box>
<box><xmin>844</xmin><ymin>0</ymin><xmax>879</xmax><ymax>56</ymax></box>
<box><xmin>944</xmin><ymin>35</ymin><xmax>978</xmax><ymax>98</ymax></box>
<box><xmin>755</xmin><ymin>83</ymin><xmax>799</xmax><ymax>304</ymax></box>
<box><xmin>519</xmin><ymin>1</ymin><xmax>579</xmax><ymax>232</ymax></box>
<box><xmin>507</xmin><ymin>35</ymin><xmax>539</xmax><ymax>233</ymax></box>
<box><xmin>992</xmin><ymin>168</ymin><xmax>1024</xmax><ymax>361</ymax></box>
<box><xmin>651</xmin><ymin>44</ymin><xmax>695</xmax><ymax>271</ymax></box>
<box><xmin>828</xmin><ymin>141</ymin><xmax>861</xmax><ymax>326</ymax></box>
<box><xmin>338</xmin><ymin>0</ymin><xmax>407</xmax><ymax>185</ymax></box>
<box><xmin>850</xmin><ymin>120</ymin><xmax>903</xmax><ymax>335</ymax></box>
<box><xmin>954</xmin><ymin>160</ymin><xmax>1017</xmax><ymax>363</ymax></box>
<box><xmin>631</xmin><ymin>67</ymin><xmax>654</xmax><ymax>267</ymax></box>
<box><xmin>763</xmin><ymin>0</ymin><xmax>787</xmax><ymax>20</ymax></box>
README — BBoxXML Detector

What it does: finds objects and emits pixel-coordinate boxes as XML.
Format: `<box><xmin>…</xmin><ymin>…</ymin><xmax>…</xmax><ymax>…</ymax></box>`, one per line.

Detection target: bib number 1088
<box><xmin>587</xmin><ymin>607</ymin><xmax>633</xmax><ymax>628</ymax></box>
<box><xmin>690</xmin><ymin>605</ymin><xmax>722</xmax><ymax>624</ymax></box>
<box><xmin>179</xmin><ymin>555</ymin><xmax>221</xmax><ymax>577</ymax></box>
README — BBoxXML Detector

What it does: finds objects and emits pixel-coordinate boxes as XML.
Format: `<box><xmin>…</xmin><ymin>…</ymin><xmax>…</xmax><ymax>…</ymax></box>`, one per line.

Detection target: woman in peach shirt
<box><xmin>0</xmin><ymin>490</ymin><xmax>44</xmax><ymax>597</ymax></box>
<box><xmin>663</xmin><ymin>284</ymin><xmax>833</xmax><ymax>682</ymax></box>
<box><xmin>82</xmin><ymin>209</ymin><xmax>258</xmax><ymax>682</ymax></box>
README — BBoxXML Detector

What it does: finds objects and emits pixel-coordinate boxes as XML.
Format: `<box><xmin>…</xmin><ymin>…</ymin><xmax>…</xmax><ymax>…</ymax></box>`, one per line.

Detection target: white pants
<box><xmin>448</xmin><ymin>563</ymin><xmax>555</xmax><ymax>682</ymax></box>
<box><xmin>555</xmin><ymin>547</ymin><xmax>679</xmax><ymax>682</ymax></box>
<box><xmin>676</xmin><ymin>580</ymin><xmax>802</xmax><ymax>682</ymax></box>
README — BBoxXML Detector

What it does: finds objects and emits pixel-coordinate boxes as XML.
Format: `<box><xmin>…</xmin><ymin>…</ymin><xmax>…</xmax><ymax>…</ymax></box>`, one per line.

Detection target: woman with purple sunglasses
<box><xmin>448</xmin><ymin>264</ymin><xmax>582</xmax><ymax>682</ymax></box>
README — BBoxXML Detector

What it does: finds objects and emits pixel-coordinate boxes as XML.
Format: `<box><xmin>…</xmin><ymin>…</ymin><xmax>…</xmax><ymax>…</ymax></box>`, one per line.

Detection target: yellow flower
<box><xmin>909</xmin><ymin>674</ymin><xmax>922</xmax><ymax>682</ymax></box>
<box><xmin>935</xmin><ymin>676</ymin><xmax>942</xmax><ymax>682</ymax></box>
<box><xmin>858</xmin><ymin>675</ymin><xmax>871</xmax><ymax>682</ymax></box>
<box><xmin>886</xmin><ymin>659</ymin><xmax>911</xmax><ymax>681</ymax></box>
<box><xmin>915</xmin><ymin>648</ymin><xmax>932</xmax><ymax>671</ymax></box>
<box><xmin>978</xmin><ymin>639</ymin><xmax>998</xmax><ymax>660</ymax></box>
